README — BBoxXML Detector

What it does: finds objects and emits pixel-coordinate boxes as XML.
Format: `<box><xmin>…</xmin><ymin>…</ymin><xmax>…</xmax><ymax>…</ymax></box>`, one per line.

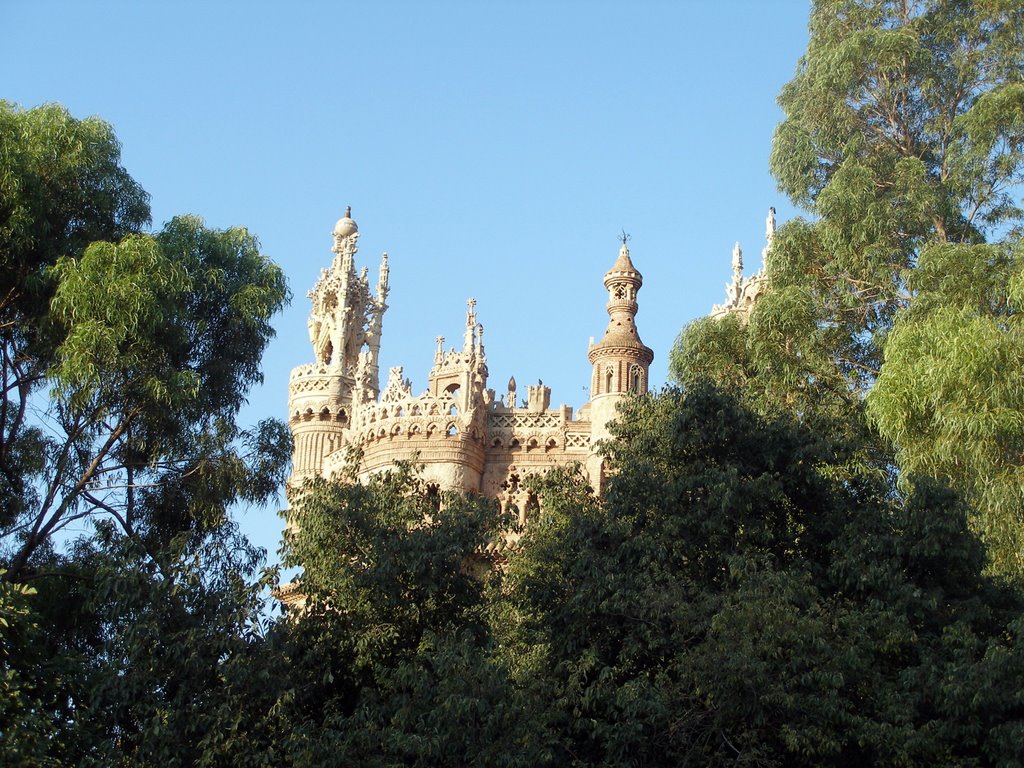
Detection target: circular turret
<box><xmin>335</xmin><ymin>389</ymin><xmax>487</xmax><ymax>493</ymax></box>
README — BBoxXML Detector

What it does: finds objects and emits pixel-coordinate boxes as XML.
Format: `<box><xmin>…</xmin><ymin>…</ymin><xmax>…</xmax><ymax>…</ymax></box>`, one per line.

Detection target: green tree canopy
<box><xmin>272</xmin><ymin>464</ymin><xmax>545</xmax><ymax>767</ymax></box>
<box><xmin>671</xmin><ymin>0</ymin><xmax>1024</xmax><ymax>574</ymax></box>
<box><xmin>500</xmin><ymin>386</ymin><xmax>1024</xmax><ymax>766</ymax></box>
<box><xmin>0</xmin><ymin>101</ymin><xmax>151</xmax><ymax>533</ymax></box>
<box><xmin>0</xmin><ymin>102</ymin><xmax>292</xmax><ymax>765</ymax></box>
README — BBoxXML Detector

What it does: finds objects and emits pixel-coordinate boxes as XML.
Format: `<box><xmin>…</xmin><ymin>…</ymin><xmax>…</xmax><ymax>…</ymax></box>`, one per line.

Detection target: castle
<box><xmin>286</xmin><ymin>206</ymin><xmax>775</xmax><ymax>522</ymax></box>
<box><xmin>286</xmin><ymin>207</ymin><xmax>654</xmax><ymax>520</ymax></box>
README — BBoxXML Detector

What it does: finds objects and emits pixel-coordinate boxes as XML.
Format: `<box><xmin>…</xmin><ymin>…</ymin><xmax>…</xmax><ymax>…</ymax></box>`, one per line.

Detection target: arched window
<box><xmin>630</xmin><ymin>364</ymin><xmax>645</xmax><ymax>393</ymax></box>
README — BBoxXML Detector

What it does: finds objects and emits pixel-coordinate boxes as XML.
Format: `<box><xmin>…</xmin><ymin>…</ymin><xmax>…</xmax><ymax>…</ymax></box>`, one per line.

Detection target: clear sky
<box><xmin>5</xmin><ymin>0</ymin><xmax>812</xmax><ymax>566</ymax></box>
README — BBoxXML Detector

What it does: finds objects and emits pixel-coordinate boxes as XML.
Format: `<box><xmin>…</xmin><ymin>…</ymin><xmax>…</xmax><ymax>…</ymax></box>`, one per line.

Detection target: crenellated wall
<box><xmin>330</xmin><ymin>385</ymin><xmax>489</xmax><ymax>491</ymax></box>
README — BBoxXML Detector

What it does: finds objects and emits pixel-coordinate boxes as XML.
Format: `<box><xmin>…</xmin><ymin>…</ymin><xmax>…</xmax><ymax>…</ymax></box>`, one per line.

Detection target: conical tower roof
<box><xmin>588</xmin><ymin>239</ymin><xmax>653</xmax><ymax>362</ymax></box>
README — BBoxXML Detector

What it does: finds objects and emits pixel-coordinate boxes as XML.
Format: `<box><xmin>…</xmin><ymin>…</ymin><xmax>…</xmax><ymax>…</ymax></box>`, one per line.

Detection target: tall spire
<box><xmin>585</xmin><ymin>233</ymin><xmax>655</xmax><ymax>492</ymax></box>
<box><xmin>464</xmin><ymin>298</ymin><xmax>478</xmax><ymax>354</ymax></box>
<box><xmin>588</xmin><ymin>233</ymin><xmax>653</xmax><ymax>399</ymax></box>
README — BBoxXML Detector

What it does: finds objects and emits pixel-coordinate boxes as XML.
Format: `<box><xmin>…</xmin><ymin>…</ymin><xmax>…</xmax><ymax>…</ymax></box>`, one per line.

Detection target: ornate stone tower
<box><xmin>287</xmin><ymin>208</ymin><xmax>389</xmax><ymax>484</ymax></box>
<box><xmin>586</xmin><ymin>236</ymin><xmax>654</xmax><ymax>487</ymax></box>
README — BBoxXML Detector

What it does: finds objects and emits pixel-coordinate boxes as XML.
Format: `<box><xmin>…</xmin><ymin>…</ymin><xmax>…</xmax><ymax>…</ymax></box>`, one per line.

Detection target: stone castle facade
<box><xmin>286</xmin><ymin>208</ymin><xmax>653</xmax><ymax>520</ymax></box>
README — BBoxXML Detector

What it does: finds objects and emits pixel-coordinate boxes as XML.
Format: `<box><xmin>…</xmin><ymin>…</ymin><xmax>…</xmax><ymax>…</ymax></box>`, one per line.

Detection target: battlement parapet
<box><xmin>485</xmin><ymin>409</ymin><xmax>592</xmax><ymax>454</ymax></box>
<box><xmin>290</xmin><ymin>362</ymin><xmax>334</xmax><ymax>381</ymax></box>
<box><xmin>289</xmin><ymin>363</ymin><xmax>352</xmax><ymax>400</ymax></box>
<box><xmin>430</xmin><ymin>349</ymin><xmax>478</xmax><ymax>375</ymax></box>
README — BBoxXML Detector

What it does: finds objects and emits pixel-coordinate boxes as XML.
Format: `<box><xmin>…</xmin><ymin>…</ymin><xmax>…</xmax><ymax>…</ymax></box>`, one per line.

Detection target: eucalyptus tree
<box><xmin>0</xmin><ymin>101</ymin><xmax>150</xmax><ymax>539</ymax></box>
<box><xmin>671</xmin><ymin>0</ymin><xmax>1024</xmax><ymax>572</ymax></box>
<box><xmin>0</xmin><ymin>102</ymin><xmax>292</xmax><ymax>764</ymax></box>
<box><xmin>0</xmin><ymin>103</ymin><xmax>290</xmax><ymax>582</ymax></box>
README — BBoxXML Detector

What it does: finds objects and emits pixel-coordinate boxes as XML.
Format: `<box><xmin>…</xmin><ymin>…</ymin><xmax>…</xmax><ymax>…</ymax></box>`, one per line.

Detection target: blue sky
<box><xmin>5</xmin><ymin>1</ymin><xmax>812</xmax><ymax>565</ymax></box>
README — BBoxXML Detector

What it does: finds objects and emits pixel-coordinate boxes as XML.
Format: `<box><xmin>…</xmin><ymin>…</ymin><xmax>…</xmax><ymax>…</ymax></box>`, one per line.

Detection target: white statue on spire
<box><xmin>762</xmin><ymin>206</ymin><xmax>777</xmax><ymax>267</ymax></box>
<box><xmin>728</xmin><ymin>242</ymin><xmax>743</xmax><ymax>303</ymax></box>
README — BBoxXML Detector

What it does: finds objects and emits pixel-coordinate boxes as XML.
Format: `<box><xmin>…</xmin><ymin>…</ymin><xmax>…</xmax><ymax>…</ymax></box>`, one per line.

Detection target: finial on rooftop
<box><xmin>333</xmin><ymin>206</ymin><xmax>359</xmax><ymax>240</ymax></box>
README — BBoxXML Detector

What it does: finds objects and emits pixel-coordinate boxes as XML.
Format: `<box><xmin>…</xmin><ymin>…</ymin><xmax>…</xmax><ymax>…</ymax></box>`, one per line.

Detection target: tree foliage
<box><xmin>671</xmin><ymin>0</ymin><xmax>1024</xmax><ymax>574</ymax></box>
<box><xmin>0</xmin><ymin>102</ymin><xmax>292</xmax><ymax>764</ymax></box>
<box><xmin>0</xmin><ymin>101</ymin><xmax>150</xmax><ymax>533</ymax></box>
<box><xmin>1</xmin><ymin>143</ymin><xmax>290</xmax><ymax>579</ymax></box>
<box><xmin>272</xmin><ymin>464</ymin><xmax>545</xmax><ymax>767</ymax></box>
<box><xmin>0</xmin><ymin>571</ymin><xmax>54</xmax><ymax>767</ymax></box>
<box><xmin>500</xmin><ymin>386</ymin><xmax>1024</xmax><ymax>766</ymax></box>
<box><xmin>869</xmin><ymin>237</ymin><xmax>1024</xmax><ymax>574</ymax></box>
